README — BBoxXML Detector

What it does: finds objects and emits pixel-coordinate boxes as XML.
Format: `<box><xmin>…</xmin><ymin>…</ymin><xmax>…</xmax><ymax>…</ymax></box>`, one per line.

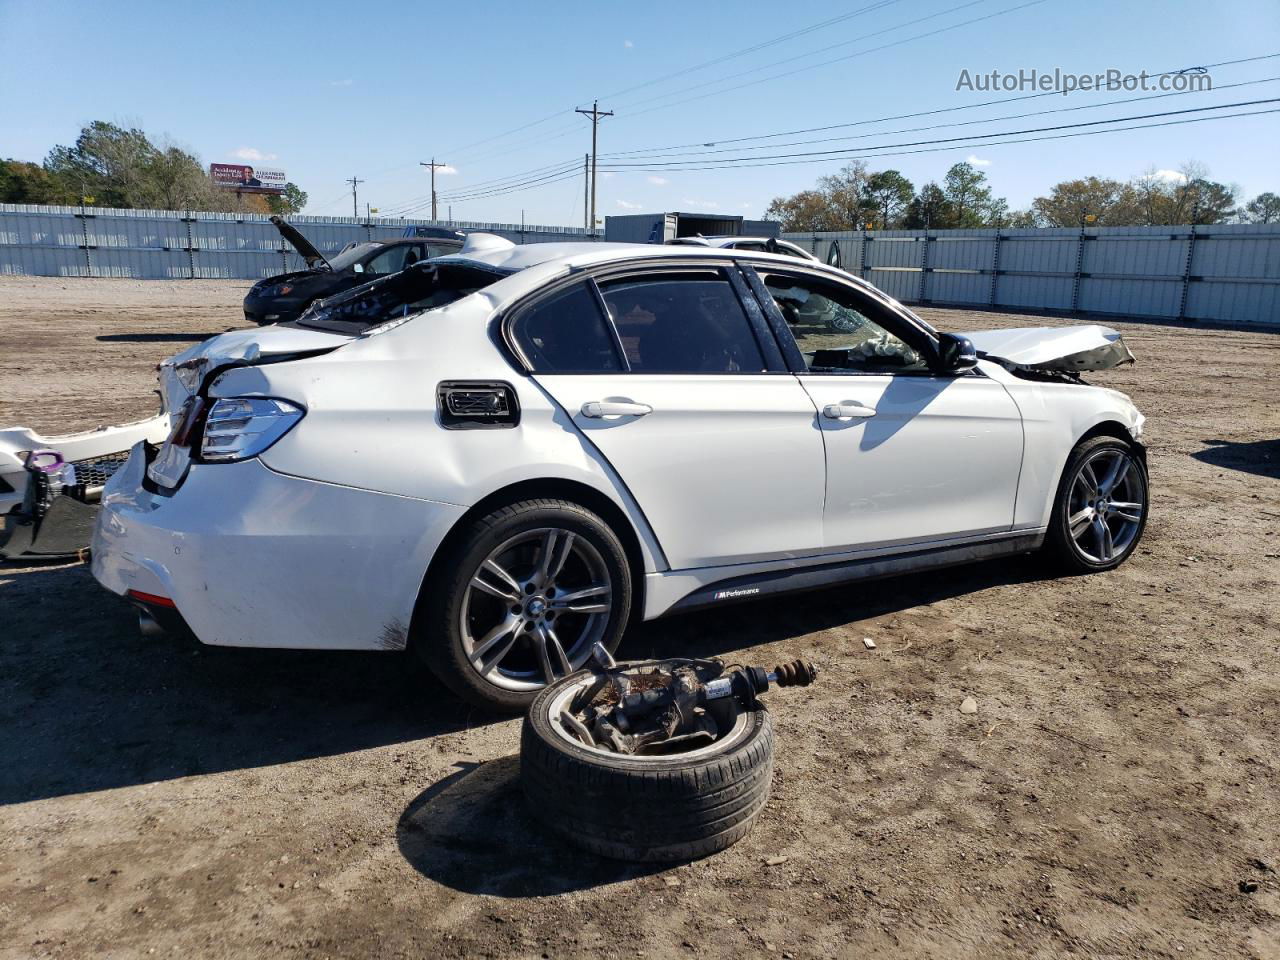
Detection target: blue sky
<box><xmin>1</xmin><ymin>0</ymin><xmax>1277</xmax><ymax>225</ymax></box>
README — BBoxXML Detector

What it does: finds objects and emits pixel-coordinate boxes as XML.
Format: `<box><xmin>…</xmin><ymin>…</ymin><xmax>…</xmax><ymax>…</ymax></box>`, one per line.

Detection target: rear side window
<box><xmin>513</xmin><ymin>282</ymin><xmax>622</xmax><ymax>373</ymax></box>
<box><xmin>598</xmin><ymin>272</ymin><xmax>766</xmax><ymax>374</ymax></box>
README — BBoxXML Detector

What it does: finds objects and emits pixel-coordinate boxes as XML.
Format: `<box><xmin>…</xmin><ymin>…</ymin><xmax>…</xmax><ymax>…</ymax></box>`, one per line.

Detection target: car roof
<box><xmin>434</xmin><ymin>240</ymin><xmax>813</xmax><ymax>273</ymax></box>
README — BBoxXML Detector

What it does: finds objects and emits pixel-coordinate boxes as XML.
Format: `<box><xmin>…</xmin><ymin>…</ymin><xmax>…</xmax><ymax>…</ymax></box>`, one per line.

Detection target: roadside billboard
<box><xmin>210</xmin><ymin>163</ymin><xmax>286</xmax><ymax>194</ymax></box>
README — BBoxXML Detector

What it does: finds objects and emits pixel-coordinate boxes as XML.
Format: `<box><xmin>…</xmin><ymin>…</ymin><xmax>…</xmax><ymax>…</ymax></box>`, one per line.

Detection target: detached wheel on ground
<box><xmin>1044</xmin><ymin>434</ymin><xmax>1149</xmax><ymax>573</ymax></box>
<box><xmin>418</xmin><ymin>498</ymin><xmax>632</xmax><ymax>713</ymax></box>
<box><xmin>521</xmin><ymin>671</ymin><xmax>776</xmax><ymax>862</ymax></box>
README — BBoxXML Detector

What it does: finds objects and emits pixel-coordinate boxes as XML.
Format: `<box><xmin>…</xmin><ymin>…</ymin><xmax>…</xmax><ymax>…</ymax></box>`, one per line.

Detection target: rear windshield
<box><xmin>293</xmin><ymin>260</ymin><xmax>511</xmax><ymax>333</ymax></box>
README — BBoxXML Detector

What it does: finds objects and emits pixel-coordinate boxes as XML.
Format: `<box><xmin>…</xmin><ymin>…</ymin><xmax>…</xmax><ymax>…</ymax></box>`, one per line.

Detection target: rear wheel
<box><xmin>419</xmin><ymin>499</ymin><xmax>632</xmax><ymax>713</ymax></box>
<box><xmin>1044</xmin><ymin>435</ymin><xmax>1148</xmax><ymax>573</ymax></box>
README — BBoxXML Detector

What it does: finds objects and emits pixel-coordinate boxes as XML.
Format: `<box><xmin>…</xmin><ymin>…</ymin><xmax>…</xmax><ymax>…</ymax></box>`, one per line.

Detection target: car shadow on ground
<box><xmin>397</xmin><ymin>756</ymin><xmax>664</xmax><ymax>895</ymax></box>
<box><xmin>394</xmin><ymin>554</ymin><xmax>1055</xmax><ymax>895</ymax></box>
<box><xmin>95</xmin><ymin>332</ymin><xmax>219</xmax><ymax>343</ymax></box>
<box><xmin>1191</xmin><ymin>438</ymin><xmax>1280</xmax><ymax>480</ymax></box>
<box><xmin>623</xmin><ymin>552</ymin><xmax>1055</xmax><ymax>663</ymax></box>
<box><xmin>0</xmin><ymin>562</ymin><xmax>499</xmax><ymax>806</ymax></box>
<box><xmin>2</xmin><ymin>553</ymin><xmax>1050</xmax><ymax>810</ymax></box>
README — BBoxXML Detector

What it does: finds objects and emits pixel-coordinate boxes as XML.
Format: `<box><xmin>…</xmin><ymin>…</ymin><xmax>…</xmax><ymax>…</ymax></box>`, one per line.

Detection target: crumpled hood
<box><xmin>966</xmin><ymin>324</ymin><xmax>1134</xmax><ymax>372</ymax></box>
<box><xmin>159</xmin><ymin>325</ymin><xmax>354</xmax><ymax>412</ymax></box>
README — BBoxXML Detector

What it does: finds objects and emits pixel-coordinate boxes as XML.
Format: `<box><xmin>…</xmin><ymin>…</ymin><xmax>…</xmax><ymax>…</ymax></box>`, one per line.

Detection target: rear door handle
<box><xmin>822</xmin><ymin>400</ymin><xmax>877</xmax><ymax>420</ymax></box>
<box><xmin>580</xmin><ymin>399</ymin><xmax>653</xmax><ymax>419</ymax></box>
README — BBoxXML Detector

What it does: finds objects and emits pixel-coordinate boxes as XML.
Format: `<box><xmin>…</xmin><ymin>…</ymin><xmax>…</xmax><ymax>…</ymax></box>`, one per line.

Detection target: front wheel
<box><xmin>1044</xmin><ymin>435</ymin><xmax>1149</xmax><ymax>573</ymax></box>
<box><xmin>418</xmin><ymin>499</ymin><xmax>632</xmax><ymax>713</ymax></box>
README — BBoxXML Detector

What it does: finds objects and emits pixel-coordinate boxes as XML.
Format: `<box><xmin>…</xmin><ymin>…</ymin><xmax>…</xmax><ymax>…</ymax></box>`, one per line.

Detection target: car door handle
<box><xmin>580</xmin><ymin>399</ymin><xmax>653</xmax><ymax>419</ymax></box>
<box><xmin>822</xmin><ymin>400</ymin><xmax>877</xmax><ymax>420</ymax></box>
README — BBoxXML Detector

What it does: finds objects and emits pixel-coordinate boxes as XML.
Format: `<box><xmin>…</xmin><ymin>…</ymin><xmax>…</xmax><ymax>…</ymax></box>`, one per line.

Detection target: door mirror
<box><xmin>935</xmin><ymin>333</ymin><xmax>978</xmax><ymax>373</ymax></box>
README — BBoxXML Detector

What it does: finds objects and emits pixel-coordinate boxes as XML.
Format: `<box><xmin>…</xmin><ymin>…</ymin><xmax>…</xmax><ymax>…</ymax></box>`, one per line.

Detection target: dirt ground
<box><xmin>1</xmin><ymin>275</ymin><xmax>1277</xmax><ymax>960</ymax></box>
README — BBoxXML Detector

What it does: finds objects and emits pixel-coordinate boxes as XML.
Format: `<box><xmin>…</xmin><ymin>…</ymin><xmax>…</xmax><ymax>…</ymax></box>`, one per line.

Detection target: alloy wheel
<box><xmin>460</xmin><ymin>527</ymin><xmax>613</xmax><ymax>691</ymax></box>
<box><xmin>1066</xmin><ymin>447</ymin><xmax>1147</xmax><ymax>564</ymax></box>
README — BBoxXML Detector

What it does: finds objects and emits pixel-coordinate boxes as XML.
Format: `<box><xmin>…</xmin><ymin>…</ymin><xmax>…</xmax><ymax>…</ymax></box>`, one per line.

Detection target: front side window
<box><xmin>759</xmin><ymin>272</ymin><xmax>932</xmax><ymax>374</ymax></box>
<box><xmin>598</xmin><ymin>271</ymin><xmax>766</xmax><ymax>374</ymax></box>
<box><xmin>513</xmin><ymin>282</ymin><xmax>622</xmax><ymax>373</ymax></box>
<box><xmin>363</xmin><ymin>244</ymin><xmax>413</xmax><ymax>277</ymax></box>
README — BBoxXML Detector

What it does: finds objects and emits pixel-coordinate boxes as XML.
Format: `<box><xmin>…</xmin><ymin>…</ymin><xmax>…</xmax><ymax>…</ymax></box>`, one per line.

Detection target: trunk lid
<box><xmin>966</xmin><ymin>324</ymin><xmax>1134</xmax><ymax>372</ymax></box>
<box><xmin>147</xmin><ymin>326</ymin><xmax>353</xmax><ymax>489</ymax></box>
<box><xmin>270</xmin><ymin>215</ymin><xmax>329</xmax><ymax>269</ymax></box>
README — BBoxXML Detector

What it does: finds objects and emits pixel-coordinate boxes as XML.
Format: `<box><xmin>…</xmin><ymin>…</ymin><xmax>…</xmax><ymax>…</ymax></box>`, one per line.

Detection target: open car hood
<box><xmin>269</xmin><ymin>215</ymin><xmax>328</xmax><ymax>269</ymax></box>
<box><xmin>966</xmin><ymin>324</ymin><xmax>1134</xmax><ymax>372</ymax></box>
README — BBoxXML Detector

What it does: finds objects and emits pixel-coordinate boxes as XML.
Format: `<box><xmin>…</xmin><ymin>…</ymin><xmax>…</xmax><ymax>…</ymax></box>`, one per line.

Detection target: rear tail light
<box><xmin>200</xmin><ymin>397</ymin><xmax>305</xmax><ymax>461</ymax></box>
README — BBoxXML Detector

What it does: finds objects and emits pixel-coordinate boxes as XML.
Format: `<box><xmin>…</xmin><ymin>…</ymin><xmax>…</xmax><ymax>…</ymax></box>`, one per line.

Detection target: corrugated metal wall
<box><xmin>0</xmin><ymin>204</ymin><xmax>594</xmax><ymax>281</ymax></box>
<box><xmin>782</xmin><ymin>224</ymin><xmax>1279</xmax><ymax>327</ymax></box>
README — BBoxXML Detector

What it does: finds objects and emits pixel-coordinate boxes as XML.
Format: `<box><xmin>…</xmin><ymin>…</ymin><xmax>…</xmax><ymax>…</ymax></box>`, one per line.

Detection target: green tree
<box><xmin>942</xmin><ymin>162</ymin><xmax>999</xmax><ymax>228</ymax></box>
<box><xmin>863</xmin><ymin>170</ymin><xmax>915</xmax><ymax>229</ymax></box>
<box><xmin>763</xmin><ymin>189</ymin><xmax>847</xmax><ymax>231</ymax></box>
<box><xmin>267</xmin><ymin>182</ymin><xmax>308</xmax><ymax>215</ymax></box>
<box><xmin>0</xmin><ymin>159</ymin><xmax>72</xmax><ymax>204</ymax></box>
<box><xmin>1030</xmin><ymin>176</ymin><xmax>1140</xmax><ymax>226</ymax></box>
<box><xmin>1241</xmin><ymin>191</ymin><xmax>1280</xmax><ymax>223</ymax></box>
<box><xmin>817</xmin><ymin>160</ymin><xmax>875</xmax><ymax>229</ymax></box>
<box><xmin>44</xmin><ymin>121</ymin><xmax>159</xmax><ymax>207</ymax></box>
<box><xmin>902</xmin><ymin>183</ymin><xmax>949</xmax><ymax>229</ymax></box>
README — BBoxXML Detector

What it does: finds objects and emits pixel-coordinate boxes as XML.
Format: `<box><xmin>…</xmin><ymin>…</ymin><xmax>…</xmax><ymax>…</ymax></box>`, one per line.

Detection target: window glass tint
<box><xmin>515</xmin><ymin>282</ymin><xmax>621</xmax><ymax>373</ymax></box>
<box><xmin>364</xmin><ymin>244</ymin><xmax>412</xmax><ymax>276</ymax></box>
<box><xmin>761</xmin><ymin>273</ymin><xmax>930</xmax><ymax>373</ymax></box>
<box><xmin>599</xmin><ymin>272</ymin><xmax>765</xmax><ymax>374</ymax></box>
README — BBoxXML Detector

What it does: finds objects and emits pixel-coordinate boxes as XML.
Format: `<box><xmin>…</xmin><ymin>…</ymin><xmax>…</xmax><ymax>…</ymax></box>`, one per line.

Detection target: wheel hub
<box><xmin>525</xmin><ymin>596</ymin><xmax>548</xmax><ymax>620</ymax></box>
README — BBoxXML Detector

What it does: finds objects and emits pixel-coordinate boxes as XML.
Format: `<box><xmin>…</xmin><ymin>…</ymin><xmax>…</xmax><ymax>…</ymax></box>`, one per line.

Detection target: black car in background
<box><xmin>243</xmin><ymin>217</ymin><xmax>463</xmax><ymax>325</ymax></box>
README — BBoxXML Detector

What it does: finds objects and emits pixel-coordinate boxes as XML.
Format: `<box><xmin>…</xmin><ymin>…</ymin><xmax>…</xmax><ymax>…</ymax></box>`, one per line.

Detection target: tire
<box><xmin>521</xmin><ymin>677</ymin><xmax>775</xmax><ymax>862</ymax></box>
<box><xmin>1043</xmin><ymin>434</ymin><xmax>1149</xmax><ymax>574</ymax></box>
<box><xmin>418</xmin><ymin>498</ymin><xmax>632</xmax><ymax>714</ymax></box>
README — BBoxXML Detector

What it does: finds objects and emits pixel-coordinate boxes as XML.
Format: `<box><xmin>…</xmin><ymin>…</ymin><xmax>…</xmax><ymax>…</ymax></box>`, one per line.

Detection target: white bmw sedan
<box><xmin>92</xmin><ymin>235</ymin><xmax>1148</xmax><ymax>712</ymax></box>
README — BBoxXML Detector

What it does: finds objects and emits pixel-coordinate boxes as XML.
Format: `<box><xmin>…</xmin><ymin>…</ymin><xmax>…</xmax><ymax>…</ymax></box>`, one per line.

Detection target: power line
<box><xmin>607</xmin><ymin>0</ymin><xmax>1052</xmax><ymax>124</ymax></box>
<box><xmin>596</xmin><ymin>100</ymin><xmax>1280</xmax><ymax>173</ymax></box>
<box><xmin>599</xmin><ymin>0</ymin><xmax>908</xmax><ymax>101</ymax></box>
<box><xmin>600</xmin><ymin>75</ymin><xmax>1280</xmax><ymax>163</ymax></box>
<box><xmin>601</xmin><ymin>52</ymin><xmax>1280</xmax><ymax>158</ymax></box>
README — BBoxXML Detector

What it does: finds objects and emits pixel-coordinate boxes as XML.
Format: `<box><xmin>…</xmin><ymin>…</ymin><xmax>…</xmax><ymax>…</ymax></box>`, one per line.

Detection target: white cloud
<box><xmin>681</xmin><ymin>198</ymin><xmax>719</xmax><ymax>209</ymax></box>
<box><xmin>646</xmin><ymin>175</ymin><xmax>669</xmax><ymax>186</ymax></box>
<box><xmin>329</xmin><ymin>77</ymin><xmax>353</xmax><ymax>87</ymax></box>
<box><xmin>435</xmin><ymin>164</ymin><xmax>458</xmax><ymax>175</ymax></box>
<box><xmin>1151</xmin><ymin>169</ymin><xmax>1188</xmax><ymax>183</ymax></box>
<box><xmin>740</xmin><ymin>202</ymin><xmax>752</xmax><ymax>210</ymax></box>
<box><xmin>616</xmin><ymin>199</ymin><xmax>643</xmax><ymax>209</ymax></box>
<box><xmin>624</xmin><ymin>39</ymin><xmax>634</xmax><ymax>48</ymax></box>
<box><xmin>966</xmin><ymin>154</ymin><xmax>992</xmax><ymax>167</ymax></box>
<box><xmin>232</xmin><ymin>147</ymin><xmax>277</xmax><ymax>162</ymax></box>
<box><xmin>600</xmin><ymin>171</ymin><xmax>615</xmax><ymax>179</ymax></box>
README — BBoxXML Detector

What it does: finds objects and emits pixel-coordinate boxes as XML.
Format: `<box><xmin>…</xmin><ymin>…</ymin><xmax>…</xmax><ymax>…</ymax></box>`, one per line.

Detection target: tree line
<box><xmin>0</xmin><ymin>121</ymin><xmax>307</xmax><ymax>215</ymax></box>
<box><xmin>765</xmin><ymin>159</ymin><xmax>1279</xmax><ymax>231</ymax></box>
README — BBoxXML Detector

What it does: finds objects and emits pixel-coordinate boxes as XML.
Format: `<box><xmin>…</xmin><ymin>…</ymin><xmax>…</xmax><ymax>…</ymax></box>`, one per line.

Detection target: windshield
<box><xmin>325</xmin><ymin>243</ymin><xmax>380</xmax><ymax>271</ymax></box>
<box><xmin>294</xmin><ymin>260</ymin><xmax>512</xmax><ymax>333</ymax></box>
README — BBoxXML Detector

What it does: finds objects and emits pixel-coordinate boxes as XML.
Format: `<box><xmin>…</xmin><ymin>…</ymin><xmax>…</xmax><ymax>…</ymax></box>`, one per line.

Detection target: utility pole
<box><xmin>575</xmin><ymin>100</ymin><xmax>612</xmax><ymax>236</ymax></box>
<box><xmin>420</xmin><ymin>159</ymin><xmax>449</xmax><ymax>222</ymax></box>
<box><xmin>583</xmin><ymin>153</ymin><xmax>589</xmax><ymax>232</ymax></box>
<box><xmin>346</xmin><ymin>175</ymin><xmax>364</xmax><ymax>219</ymax></box>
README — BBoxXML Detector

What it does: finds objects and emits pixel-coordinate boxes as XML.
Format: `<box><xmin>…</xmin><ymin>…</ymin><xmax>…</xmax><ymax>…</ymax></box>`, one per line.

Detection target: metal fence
<box><xmin>0</xmin><ymin>203</ymin><xmax>594</xmax><ymax>281</ymax></box>
<box><xmin>782</xmin><ymin>224</ymin><xmax>1279</xmax><ymax>327</ymax></box>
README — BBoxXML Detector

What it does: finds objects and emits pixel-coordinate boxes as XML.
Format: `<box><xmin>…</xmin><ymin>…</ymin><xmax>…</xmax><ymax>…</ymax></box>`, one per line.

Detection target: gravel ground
<box><xmin>1</xmin><ymin>275</ymin><xmax>1278</xmax><ymax>959</ymax></box>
